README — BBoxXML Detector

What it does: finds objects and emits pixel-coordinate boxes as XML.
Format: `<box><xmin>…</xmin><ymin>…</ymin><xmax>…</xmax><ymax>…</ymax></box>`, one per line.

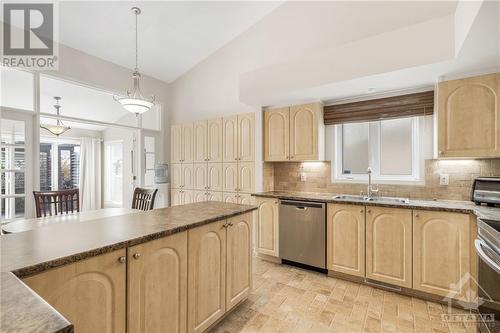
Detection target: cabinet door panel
<box><xmin>223</xmin><ymin>192</ymin><xmax>238</xmax><ymax>204</ymax></box>
<box><xmin>188</xmin><ymin>220</ymin><xmax>226</xmax><ymax>333</ymax></box>
<box><xmin>238</xmin><ymin>193</ymin><xmax>253</xmax><ymax>205</ymax></box>
<box><xmin>128</xmin><ymin>232</ymin><xmax>187</xmax><ymax>333</ymax></box>
<box><xmin>366</xmin><ymin>207</ymin><xmax>412</xmax><ymax>288</ymax></box>
<box><xmin>182</xmin><ymin>190</ymin><xmax>194</xmax><ymax>205</ymax></box>
<box><xmin>182</xmin><ymin>124</ymin><xmax>194</xmax><ymax>163</ymax></box>
<box><xmin>226</xmin><ymin>213</ymin><xmax>252</xmax><ymax>310</ymax></box>
<box><xmin>170</xmin><ymin>163</ymin><xmax>182</xmax><ymax>189</ymax></box>
<box><xmin>23</xmin><ymin>250</ymin><xmax>126</xmax><ymax>333</ymax></box>
<box><xmin>223</xmin><ymin>163</ymin><xmax>238</xmax><ymax>192</ymax></box>
<box><xmin>289</xmin><ymin>103</ymin><xmax>320</xmax><ymax>161</ymax></box>
<box><xmin>171</xmin><ymin>189</ymin><xmax>182</xmax><ymax>206</ymax></box>
<box><xmin>437</xmin><ymin>73</ymin><xmax>500</xmax><ymax>157</ymax></box>
<box><xmin>193</xmin><ymin>163</ymin><xmax>208</xmax><ymax>191</ymax></box>
<box><xmin>223</xmin><ymin>116</ymin><xmax>238</xmax><ymax>162</ymax></box>
<box><xmin>256</xmin><ymin>197</ymin><xmax>279</xmax><ymax>256</ymax></box>
<box><xmin>181</xmin><ymin>164</ymin><xmax>194</xmax><ymax>189</ymax></box>
<box><xmin>208</xmin><ymin>163</ymin><xmax>223</xmax><ymax>192</ymax></box>
<box><xmin>238</xmin><ymin>113</ymin><xmax>255</xmax><ymax>162</ymax></box>
<box><xmin>327</xmin><ymin>204</ymin><xmax>365</xmax><ymax>277</ymax></box>
<box><xmin>208</xmin><ymin>118</ymin><xmax>223</xmax><ymax>162</ymax></box>
<box><xmin>207</xmin><ymin>191</ymin><xmax>223</xmax><ymax>202</ymax></box>
<box><xmin>238</xmin><ymin>162</ymin><xmax>255</xmax><ymax>193</ymax></box>
<box><xmin>193</xmin><ymin>190</ymin><xmax>208</xmax><ymax>203</ymax></box>
<box><xmin>264</xmin><ymin>108</ymin><xmax>289</xmax><ymax>161</ymax></box>
<box><xmin>193</xmin><ymin>121</ymin><xmax>208</xmax><ymax>163</ymax></box>
<box><xmin>413</xmin><ymin>210</ymin><xmax>470</xmax><ymax>299</ymax></box>
<box><xmin>171</xmin><ymin>125</ymin><xmax>183</xmax><ymax>163</ymax></box>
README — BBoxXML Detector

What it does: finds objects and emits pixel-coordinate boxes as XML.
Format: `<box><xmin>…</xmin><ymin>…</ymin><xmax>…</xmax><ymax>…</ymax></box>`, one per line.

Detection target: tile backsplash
<box><xmin>265</xmin><ymin>159</ymin><xmax>500</xmax><ymax>201</ymax></box>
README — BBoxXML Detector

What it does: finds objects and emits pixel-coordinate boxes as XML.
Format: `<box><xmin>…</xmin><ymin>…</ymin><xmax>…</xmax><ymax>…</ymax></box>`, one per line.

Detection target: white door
<box><xmin>103</xmin><ymin>141</ymin><xmax>123</xmax><ymax>208</ymax></box>
<box><xmin>0</xmin><ymin>110</ymin><xmax>34</xmax><ymax>220</ymax></box>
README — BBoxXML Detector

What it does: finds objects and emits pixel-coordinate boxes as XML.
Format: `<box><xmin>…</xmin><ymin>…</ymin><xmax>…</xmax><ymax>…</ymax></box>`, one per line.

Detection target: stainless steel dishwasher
<box><xmin>279</xmin><ymin>200</ymin><xmax>326</xmax><ymax>270</ymax></box>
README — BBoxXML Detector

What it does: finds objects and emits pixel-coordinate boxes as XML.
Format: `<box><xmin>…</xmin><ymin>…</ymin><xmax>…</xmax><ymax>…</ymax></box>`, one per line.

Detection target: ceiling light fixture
<box><xmin>40</xmin><ymin>97</ymin><xmax>71</xmax><ymax>136</ymax></box>
<box><xmin>114</xmin><ymin>7</ymin><xmax>155</xmax><ymax>115</ymax></box>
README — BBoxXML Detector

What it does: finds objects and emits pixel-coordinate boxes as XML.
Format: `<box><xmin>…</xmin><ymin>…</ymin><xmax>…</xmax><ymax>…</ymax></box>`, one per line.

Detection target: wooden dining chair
<box><xmin>33</xmin><ymin>189</ymin><xmax>80</xmax><ymax>218</ymax></box>
<box><xmin>132</xmin><ymin>187</ymin><xmax>158</xmax><ymax>211</ymax></box>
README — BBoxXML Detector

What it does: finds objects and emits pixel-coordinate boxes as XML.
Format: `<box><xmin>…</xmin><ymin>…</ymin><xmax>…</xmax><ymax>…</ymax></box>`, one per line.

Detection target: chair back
<box><xmin>33</xmin><ymin>189</ymin><xmax>80</xmax><ymax>218</ymax></box>
<box><xmin>132</xmin><ymin>187</ymin><xmax>158</xmax><ymax>211</ymax></box>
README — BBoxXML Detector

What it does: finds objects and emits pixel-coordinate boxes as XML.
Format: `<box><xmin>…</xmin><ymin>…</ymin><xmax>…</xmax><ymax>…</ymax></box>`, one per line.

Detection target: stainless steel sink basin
<box><xmin>333</xmin><ymin>194</ymin><xmax>410</xmax><ymax>204</ymax></box>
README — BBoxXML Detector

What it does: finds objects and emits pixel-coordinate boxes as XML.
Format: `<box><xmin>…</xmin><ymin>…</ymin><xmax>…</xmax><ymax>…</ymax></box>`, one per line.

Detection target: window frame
<box><xmin>332</xmin><ymin>116</ymin><xmax>425</xmax><ymax>185</ymax></box>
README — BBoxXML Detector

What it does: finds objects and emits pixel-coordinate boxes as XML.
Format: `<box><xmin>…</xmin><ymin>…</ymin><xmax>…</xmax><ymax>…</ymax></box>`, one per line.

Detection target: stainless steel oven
<box><xmin>476</xmin><ymin>218</ymin><xmax>500</xmax><ymax>333</ymax></box>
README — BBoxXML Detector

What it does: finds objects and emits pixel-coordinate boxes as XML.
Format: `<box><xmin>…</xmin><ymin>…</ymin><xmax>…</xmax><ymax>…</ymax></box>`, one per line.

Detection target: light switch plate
<box><xmin>439</xmin><ymin>174</ymin><xmax>449</xmax><ymax>186</ymax></box>
<box><xmin>300</xmin><ymin>173</ymin><xmax>307</xmax><ymax>182</ymax></box>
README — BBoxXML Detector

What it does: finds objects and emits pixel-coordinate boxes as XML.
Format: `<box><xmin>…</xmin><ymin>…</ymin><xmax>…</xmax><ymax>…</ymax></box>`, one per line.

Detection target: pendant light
<box><xmin>114</xmin><ymin>7</ymin><xmax>155</xmax><ymax>114</ymax></box>
<box><xmin>40</xmin><ymin>97</ymin><xmax>71</xmax><ymax>136</ymax></box>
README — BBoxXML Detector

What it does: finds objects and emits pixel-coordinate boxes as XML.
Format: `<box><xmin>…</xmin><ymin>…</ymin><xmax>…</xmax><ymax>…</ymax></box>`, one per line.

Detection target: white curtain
<box><xmin>79</xmin><ymin>137</ymin><xmax>102</xmax><ymax>211</ymax></box>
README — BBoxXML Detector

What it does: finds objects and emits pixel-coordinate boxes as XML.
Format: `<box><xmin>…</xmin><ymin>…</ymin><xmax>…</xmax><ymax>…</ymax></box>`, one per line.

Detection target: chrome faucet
<box><xmin>367</xmin><ymin>167</ymin><xmax>379</xmax><ymax>199</ymax></box>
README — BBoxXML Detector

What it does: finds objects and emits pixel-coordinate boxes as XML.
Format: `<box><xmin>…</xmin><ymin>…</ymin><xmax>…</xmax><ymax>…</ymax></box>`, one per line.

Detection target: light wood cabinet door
<box><xmin>182</xmin><ymin>190</ymin><xmax>194</xmax><ymax>205</ymax></box>
<box><xmin>193</xmin><ymin>163</ymin><xmax>208</xmax><ymax>191</ymax></box>
<box><xmin>238</xmin><ymin>193</ymin><xmax>253</xmax><ymax>205</ymax></box>
<box><xmin>437</xmin><ymin>73</ymin><xmax>500</xmax><ymax>158</ymax></box>
<box><xmin>181</xmin><ymin>164</ymin><xmax>194</xmax><ymax>190</ymax></box>
<box><xmin>223</xmin><ymin>115</ymin><xmax>238</xmax><ymax>162</ymax></box>
<box><xmin>223</xmin><ymin>192</ymin><xmax>238</xmax><ymax>204</ymax></box>
<box><xmin>171</xmin><ymin>124</ymin><xmax>183</xmax><ymax>163</ymax></box>
<box><xmin>23</xmin><ymin>250</ymin><xmax>126</xmax><ymax>333</ymax></box>
<box><xmin>255</xmin><ymin>197</ymin><xmax>279</xmax><ymax>256</ymax></box>
<box><xmin>193</xmin><ymin>121</ymin><xmax>208</xmax><ymax>163</ymax></box>
<box><xmin>237</xmin><ymin>113</ymin><xmax>255</xmax><ymax>162</ymax></box>
<box><xmin>182</xmin><ymin>124</ymin><xmax>194</xmax><ymax>163</ymax></box>
<box><xmin>171</xmin><ymin>189</ymin><xmax>182</xmax><ymax>206</ymax></box>
<box><xmin>366</xmin><ymin>207</ymin><xmax>412</xmax><ymax>288</ymax></box>
<box><xmin>223</xmin><ymin>163</ymin><xmax>238</xmax><ymax>192</ymax></box>
<box><xmin>237</xmin><ymin>162</ymin><xmax>255</xmax><ymax>193</ymax></box>
<box><xmin>226</xmin><ymin>213</ymin><xmax>252</xmax><ymax>311</ymax></box>
<box><xmin>208</xmin><ymin>118</ymin><xmax>223</xmax><ymax>162</ymax></box>
<box><xmin>193</xmin><ymin>190</ymin><xmax>208</xmax><ymax>203</ymax></box>
<box><xmin>188</xmin><ymin>220</ymin><xmax>226</xmax><ymax>333</ymax></box>
<box><xmin>207</xmin><ymin>191</ymin><xmax>223</xmax><ymax>202</ymax></box>
<box><xmin>289</xmin><ymin>103</ymin><xmax>322</xmax><ymax>161</ymax></box>
<box><xmin>413</xmin><ymin>210</ymin><xmax>471</xmax><ymax>299</ymax></box>
<box><xmin>327</xmin><ymin>204</ymin><xmax>365</xmax><ymax>277</ymax></box>
<box><xmin>207</xmin><ymin>163</ymin><xmax>223</xmax><ymax>192</ymax></box>
<box><xmin>264</xmin><ymin>107</ymin><xmax>289</xmax><ymax>161</ymax></box>
<box><xmin>170</xmin><ymin>163</ymin><xmax>182</xmax><ymax>189</ymax></box>
<box><xmin>127</xmin><ymin>232</ymin><xmax>187</xmax><ymax>333</ymax></box>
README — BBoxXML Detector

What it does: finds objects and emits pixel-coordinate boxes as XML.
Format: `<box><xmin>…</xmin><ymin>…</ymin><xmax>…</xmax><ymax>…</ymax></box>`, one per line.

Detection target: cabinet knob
<box><xmin>367</xmin><ymin>209</ymin><xmax>371</xmax><ymax>213</ymax></box>
<box><xmin>439</xmin><ymin>151</ymin><xmax>443</xmax><ymax>155</ymax></box>
<box><xmin>118</xmin><ymin>256</ymin><xmax>126</xmax><ymax>264</ymax></box>
<box><xmin>360</xmin><ymin>209</ymin><xmax>364</xmax><ymax>213</ymax></box>
<box><xmin>235</xmin><ymin>158</ymin><xmax>238</xmax><ymax>161</ymax></box>
<box><xmin>228</xmin><ymin>222</ymin><xmax>234</xmax><ymax>227</ymax></box>
<box><xmin>133</xmin><ymin>253</ymin><xmax>141</xmax><ymax>260</ymax></box>
<box><xmin>415</xmin><ymin>213</ymin><xmax>420</xmax><ymax>218</ymax></box>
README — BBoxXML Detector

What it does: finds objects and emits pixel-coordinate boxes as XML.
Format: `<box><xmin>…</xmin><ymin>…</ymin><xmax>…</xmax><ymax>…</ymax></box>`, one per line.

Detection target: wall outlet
<box><xmin>439</xmin><ymin>174</ymin><xmax>449</xmax><ymax>186</ymax></box>
<box><xmin>300</xmin><ymin>173</ymin><xmax>307</xmax><ymax>182</ymax></box>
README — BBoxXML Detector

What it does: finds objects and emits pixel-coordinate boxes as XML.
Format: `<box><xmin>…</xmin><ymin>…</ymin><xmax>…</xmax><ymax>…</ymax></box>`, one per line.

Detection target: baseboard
<box><xmin>256</xmin><ymin>252</ymin><xmax>282</xmax><ymax>264</ymax></box>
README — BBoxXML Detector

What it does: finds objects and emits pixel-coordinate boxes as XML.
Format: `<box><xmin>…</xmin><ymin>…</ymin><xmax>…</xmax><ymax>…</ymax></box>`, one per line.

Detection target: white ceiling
<box><xmin>58</xmin><ymin>1</ymin><xmax>283</xmax><ymax>83</ymax></box>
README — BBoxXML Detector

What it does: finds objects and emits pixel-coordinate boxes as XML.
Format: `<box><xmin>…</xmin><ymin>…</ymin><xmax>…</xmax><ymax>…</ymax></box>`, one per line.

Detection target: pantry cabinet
<box><xmin>366</xmin><ymin>207</ymin><xmax>412</xmax><ymax>288</ymax></box>
<box><xmin>207</xmin><ymin>163</ymin><xmax>223</xmax><ymax>192</ymax></box>
<box><xmin>237</xmin><ymin>162</ymin><xmax>255</xmax><ymax>193</ymax></box>
<box><xmin>223</xmin><ymin>192</ymin><xmax>253</xmax><ymax>205</ymax></box>
<box><xmin>171</xmin><ymin>124</ymin><xmax>183</xmax><ymax>163</ymax></box>
<box><xmin>208</xmin><ymin>118</ymin><xmax>223</xmax><ymax>162</ymax></box>
<box><xmin>182</xmin><ymin>124</ymin><xmax>194</xmax><ymax>163</ymax></box>
<box><xmin>437</xmin><ymin>72</ymin><xmax>500</xmax><ymax>158</ymax></box>
<box><xmin>327</xmin><ymin>204</ymin><xmax>365</xmax><ymax>277</ymax></box>
<box><xmin>264</xmin><ymin>103</ymin><xmax>324</xmax><ymax>161</ymax></box>
<box><xmin>170</xmin><ymin>163</ymin><xmax>182</xmax><ymax>189</ymax></box>
<box><xmin>23</xmin><ymin>250</ymin><xmax>126</xmax><ymax>333</ymax></box>
<box><xmin>223</xmin><ymin>113</ymin><xmax>255</xmax><ymax>162</ymax></box>
<box><xmin>255</xmin><ymin>197</ymin><xmax>279</xmax><ymax>257</ymax></box>
<box><xmin>127</xmin><ymin>232</ymin><xmax>187</xmax><ymax>333</ymax></box>
<box><xmin>171</xmin><ymin>189</ymin><xmax>193</xmax><ymax>206</ymax></box>
<box><xmin>413</xmin><ymin>210</ymin><xmax>471</xmax><ymax>298</ymax></box>
<box><xmin>181</xmin><ymin>164</ymin><xmax>194</xmax><ymax>190</ymax></box>
<box><xmin>193</xmin><ymin>163</ymin><xmax>208</xmax><ymax>191</ymax></box>
<box><xmin>193</xmin><ymin>121</ymin><xmax>208</xmax><ymax>163</ymax></box>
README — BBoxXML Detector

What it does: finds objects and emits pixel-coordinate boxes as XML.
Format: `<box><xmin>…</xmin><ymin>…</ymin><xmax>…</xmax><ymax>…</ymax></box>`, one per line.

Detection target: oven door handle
<box><xmin>475</xmin><ymin>239</ymin><xmax>500</xmax><ymax>274</ymax></box>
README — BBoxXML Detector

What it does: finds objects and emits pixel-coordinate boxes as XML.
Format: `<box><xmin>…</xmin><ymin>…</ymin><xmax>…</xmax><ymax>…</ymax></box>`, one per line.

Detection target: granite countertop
<box><xmin>0</xmin><ymin>201</ymin><xmax>257</xmax><ymax>333</ymax></box>
<box><xmin>252</xmin><ymin>191</ymin><xmax>500</xmax><ymax>221</ymax></box>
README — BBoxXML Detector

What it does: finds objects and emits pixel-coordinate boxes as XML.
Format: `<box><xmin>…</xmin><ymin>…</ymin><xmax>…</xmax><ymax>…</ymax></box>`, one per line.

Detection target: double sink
<box><xmin>333</xmin><ymin>194</ymin><xmax>410</xmax><ymax>204</ymax></box>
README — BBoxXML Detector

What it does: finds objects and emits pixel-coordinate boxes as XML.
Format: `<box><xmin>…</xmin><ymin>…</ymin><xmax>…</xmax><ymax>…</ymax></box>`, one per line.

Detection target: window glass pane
<box><xmin>58</xmin><ymin>144</ymin><xmax>80</xmax><ymax>189</ymax></box>
<box><xmin>0</xmin><ymin>68</ymin><xmax>34</xmax><ymax>110</ymax></box>
<box><xmin>1</xmin><ymin>171</ymin><xmax>25</xmax><ymax>195</ymax></box>
<box><xmin>40</xmin><ymin>143</ymin><xmax>53</xmax><ymax>190</ymax></box>
<box><xmin>380</xmin><ymin>118</ymin><xmax>413</xmax><ymax>175</ymax></box>
<box><xmin>0</xmin><ymin>147</ymin><xmax>23</xmax><ymax>170</ymax></box>
<box><xmin>342</xmin><ymin>122</ymin><xmax>369</xmax><ymax>174</ymax></box>
<box><xmin>1</xmin><ymin>119</ymin><xmax>25</xmax><ymax>144</ymax></box>
<box><xmin>0</xmin><ymin>197</ymin><xmax>25</xmax><ymax>221</ymax></box>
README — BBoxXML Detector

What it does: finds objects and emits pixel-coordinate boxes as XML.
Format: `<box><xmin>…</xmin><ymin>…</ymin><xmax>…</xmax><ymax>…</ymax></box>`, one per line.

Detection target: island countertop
<box><xmin>0</xmin><ymin>201</ymin><xmax>257</xmax><ymax>333</ymax></box>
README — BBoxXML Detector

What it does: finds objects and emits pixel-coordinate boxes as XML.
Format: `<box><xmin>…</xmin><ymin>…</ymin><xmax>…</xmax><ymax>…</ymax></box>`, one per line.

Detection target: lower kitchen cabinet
<box><xmin>413</xmin><ymin>210</ymin><xmax>471</xmax><ymax>298</ymax></box>
<box><xmin>255</xmin><ymin>197</ymin><xmax>279</xmax><ymax>257</ymax></box>
<box><xmin>188</xmin><ymin>220</ymin><xmax>227</xmax><ymax>333</ymax></box>
<box><xmin>23</xmin><ymin>249</ymin><xmax>126</xmax><ymax>333</ymax></box>
<box><xmin>127</xmin><ymin>232</ymin><xmax>188</xmax><ymax>333</ymax></box>
<box><xmin>366</xmin><ymin>207</ymin><xmax>412</xmax><ymax>288</ymax></box>
<box><xmin>327</xmin><ymin>204</ymin><xmax>365</xmax><ymax>277</ymax></box>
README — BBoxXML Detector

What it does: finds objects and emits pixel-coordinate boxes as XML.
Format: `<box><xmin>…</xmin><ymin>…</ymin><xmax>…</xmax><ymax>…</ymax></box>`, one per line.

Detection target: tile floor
<box><xmin>210</xmin><ymin>257</ymin><xmax>479</xmax><ymax>333</ymax></box>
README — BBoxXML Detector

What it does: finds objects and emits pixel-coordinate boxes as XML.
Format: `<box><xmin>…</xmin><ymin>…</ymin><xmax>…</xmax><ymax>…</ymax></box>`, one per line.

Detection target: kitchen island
<box><xmin>0</xmin><ymin>201</ymin><xmax>257</xmax><ymax>333</ymax></box>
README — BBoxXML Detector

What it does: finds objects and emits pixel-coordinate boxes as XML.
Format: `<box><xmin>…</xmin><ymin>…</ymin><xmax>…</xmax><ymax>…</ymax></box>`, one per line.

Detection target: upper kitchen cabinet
<box><xmin>437</xmin><ymin>72</ymin><xmax>500</xmax><ymax>158</ymax></box>
<box><xmin>208</xmin><ymin>118</ymin><xmax>223</xmax><ymax>162</ymax></box>
<box><xmin>170</xmin><ymin>123</ymin><xmax>194</xmax><ymax>163</ymax></box>
<box><xmin>182</xmin><ymin>124</ymin><xmax>194</xmax><ymax>163</ymax></box>
<box><xmin>223</xmin><ymin>113</ymin><xmax>255</xmax><ymax>162</ymax></box>
<box><xmin>193</xmin><ymin>121</ymin><xmax>208</xmax><ymax>163</ymax></box>
<box><xmin>171</xmin><ymin>124</ymin><xmax>183</xmax><ymax>163</ymax></box>
<box><xmin>264</xmin><ymin>103</ymin><xmax>324</xmax><ymax>161</ymax></box>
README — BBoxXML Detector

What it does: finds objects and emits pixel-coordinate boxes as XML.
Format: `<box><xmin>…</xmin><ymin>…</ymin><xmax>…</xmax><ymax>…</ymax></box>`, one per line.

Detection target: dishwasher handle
<box><xmin>280</xmin><ymin>200</ymin><xmax>325</xmax><ymax>209</ymax></box>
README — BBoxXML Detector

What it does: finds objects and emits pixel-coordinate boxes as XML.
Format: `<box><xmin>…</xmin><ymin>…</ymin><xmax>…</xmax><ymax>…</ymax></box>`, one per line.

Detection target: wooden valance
<box><xmin>324</xmin><ymin>90</ymin><xmax>434</xmax><ymax>125</ymax></box>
